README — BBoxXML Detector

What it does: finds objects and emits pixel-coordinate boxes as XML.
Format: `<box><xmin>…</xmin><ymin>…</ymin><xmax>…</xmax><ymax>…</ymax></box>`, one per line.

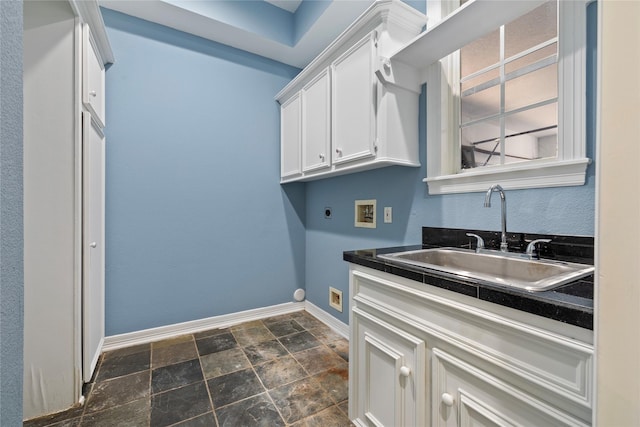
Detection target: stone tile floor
<box><xmin>24</xmin><ymin>311</ymin><xmax>352</xmax><ymax>427</ymax></box>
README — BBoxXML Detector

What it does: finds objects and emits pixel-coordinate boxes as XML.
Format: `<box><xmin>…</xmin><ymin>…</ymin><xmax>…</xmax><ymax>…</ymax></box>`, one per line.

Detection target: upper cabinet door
<box><xmin>83</xmin><ymin>24</ymin><xmax>105</xmax><ymax>128</ymax></box>
<box><xmin>331</xmin><ymin>33</ymin><xmax>377</xmax><ymax>165</ymax></box>
<box><xmin>302</xmin><ymin>68</ymin><xmax>331</xmax><ymax>172</ymax></box>
<box><xmin>281</xmin><ymin>93</ymin><xmax>302</xmax><ymax>180</ymax></box>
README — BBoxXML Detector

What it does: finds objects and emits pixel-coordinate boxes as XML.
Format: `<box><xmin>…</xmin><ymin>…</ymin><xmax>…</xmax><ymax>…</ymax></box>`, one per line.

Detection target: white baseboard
<box><xmin>103</xmin><ymin>301</ymin><xmax>305</xmax><ymax>352</ymax></box>
<box><xmin>305</xmin><ymin>300</ymin><xmax>350</xmax><ymax>339</ymax></box>
<box><xmin>102</xmin><ymin>299</ymin><xmax>350</xmax><ymax>353</ymax></box>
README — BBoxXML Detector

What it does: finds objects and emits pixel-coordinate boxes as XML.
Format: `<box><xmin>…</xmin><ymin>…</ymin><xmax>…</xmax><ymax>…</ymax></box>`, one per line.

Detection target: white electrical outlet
<box><xmin>384</xmin><ymin>207</ymin><xmax>392</xmax><ymax>223</ymax></box>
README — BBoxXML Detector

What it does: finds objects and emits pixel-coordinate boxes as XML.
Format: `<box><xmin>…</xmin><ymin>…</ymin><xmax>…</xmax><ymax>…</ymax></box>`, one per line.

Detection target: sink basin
<box><xmin>378</xmin><ymin>247</ymin><xmax>594</xmax><ymax>292</ymax></box>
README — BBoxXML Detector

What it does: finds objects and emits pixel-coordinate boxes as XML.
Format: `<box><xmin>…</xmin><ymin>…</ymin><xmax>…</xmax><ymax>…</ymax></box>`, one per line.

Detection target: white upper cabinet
<box><xmin>276</xmin><ymin>0</ymin><xmax>425</xmax><ymax>183</ymax></box>
<box><xmin>83</xmin><ymin>25</ymin><xmax>106</xmax><ymax>128</ymax></box>
<box><xmin>280</xmin><ymin>93</ymin><xmax>302</xmax><ymax>179</ymax></box>
<box><xmin>332</xmin><ymin>34</ymin><xmax>377</xmax><ymax>165</ymax></box>
<box><xmin>302</xmin><ymin>68</ymin><xmax>331</xmax><ymax>172</ymax></box>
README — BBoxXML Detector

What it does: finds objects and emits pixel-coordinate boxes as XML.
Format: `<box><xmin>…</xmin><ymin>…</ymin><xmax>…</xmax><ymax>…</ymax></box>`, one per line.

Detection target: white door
<box><xmin>331</xmin><ymin>32</ymin><xmax>377</xmax><ymax>165</ymax></box>
<box><xmin>82</xmin><ymin>111</ymin><xmax>105</xmax><ymax>382</ymax></box>
<box><xmin>302</xmin><ymin>67</ymin><xmax>331</xmax><ymax>172</ymax></box>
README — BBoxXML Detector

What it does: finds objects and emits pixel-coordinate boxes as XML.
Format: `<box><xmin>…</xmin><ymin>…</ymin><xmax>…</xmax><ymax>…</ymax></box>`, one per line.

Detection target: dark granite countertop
<box><xmin>343</xmin><ymin>228</ymin><xmax>594</xmax><ymax>330</ymax></box>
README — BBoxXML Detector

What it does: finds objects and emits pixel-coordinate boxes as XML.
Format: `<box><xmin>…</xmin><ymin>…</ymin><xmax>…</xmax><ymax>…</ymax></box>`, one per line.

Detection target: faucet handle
<box><xmin>466</xmin><ymin>233</ymin><xmax>485</xmax><ymax>252</ymax></box>
<box><xmin>526</xmin><ymin>239</ymin><xmax>551</xmax><ymax>257</ymax></box>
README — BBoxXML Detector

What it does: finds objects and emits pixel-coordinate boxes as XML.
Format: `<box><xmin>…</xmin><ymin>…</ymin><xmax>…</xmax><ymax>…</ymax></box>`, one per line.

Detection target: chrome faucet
<box><xmin>466</xmin><ymin>233</ymin><xmax>485</xmax><ymax>253</ymax></box>
<box><xmin>484</xmin><ymin>184</ymin><xmax>508</xmax><ymax>252</ymax></box>
<box><xmin>526</xmin><ymin>238</ymin><xmax>552</xmax><ymax>259</ymax></box>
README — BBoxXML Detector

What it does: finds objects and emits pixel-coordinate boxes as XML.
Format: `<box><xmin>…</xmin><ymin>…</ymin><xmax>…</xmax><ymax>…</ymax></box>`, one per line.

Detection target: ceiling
<box><xmin>265</xmin><ymin>0</ymin><xmax>303</xmax><ymax>13</ymax></box>
<box><xmin>99</xmin><ymin>0</ymin><xmax>376</xmax><ymax>69</ymax></box>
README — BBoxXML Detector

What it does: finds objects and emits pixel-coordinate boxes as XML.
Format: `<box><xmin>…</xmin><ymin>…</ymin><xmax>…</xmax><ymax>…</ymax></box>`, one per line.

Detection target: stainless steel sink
<box><xmin>378</xmin><ymin>247</ymin><xmax>594</xmax><ymax>292</ymax></box>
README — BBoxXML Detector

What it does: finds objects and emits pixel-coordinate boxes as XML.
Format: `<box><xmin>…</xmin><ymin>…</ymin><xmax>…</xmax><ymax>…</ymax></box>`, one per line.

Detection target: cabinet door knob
<box><xmin>89</xmin><ymin>90</ymin><xmax>97</xmax><ymax>97</ymax></box>
<box><xmin>399</xmin><ymin>366</ymin><xmax>411</xmax><ymax>377</ymax></box>
<box><xmin>90</xmin><ymin>242</ymin><xmax>97</xmax><ymax>248</ymax></box>
<box><xmin>319</xmin><ymin>153</ymin><xmax>325</xmax><ymax>160</ymax></box>
<box><xmin>441</xmin><ymin>393</ymin><xmax>454</xmax><ymax>407</ymax></box>
<box><xmin>335</xmin><ymin>148</ymin><xmax>342</xmax><ymax>155</ymax></box>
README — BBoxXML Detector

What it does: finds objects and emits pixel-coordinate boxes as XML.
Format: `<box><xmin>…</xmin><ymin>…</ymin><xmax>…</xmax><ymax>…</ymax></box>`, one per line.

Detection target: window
<box><xmin>424</xmin><ymin>0</ymin><xmax>590</xmax><ymax>194</ymax></box>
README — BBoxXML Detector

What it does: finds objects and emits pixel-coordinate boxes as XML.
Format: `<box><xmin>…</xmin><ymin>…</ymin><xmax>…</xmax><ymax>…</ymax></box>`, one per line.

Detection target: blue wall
<box><xmin>304</xmin><ymin>2</ymin><xmax>597</xmax><ymax>324</ymax></box>
<box><xmin>103</xmin><ymin>9</ymin><xmax>304</xmax><ymax>335</ymax></box>
<box><xmin>0</xmin><ymin>0</ymin><xmax>24</xmax><ymax>424</ymax></box>
<box><xmin>103</xmin><ymin>0</ymin><xmax>594</xmax><ymax>332</ymax></box>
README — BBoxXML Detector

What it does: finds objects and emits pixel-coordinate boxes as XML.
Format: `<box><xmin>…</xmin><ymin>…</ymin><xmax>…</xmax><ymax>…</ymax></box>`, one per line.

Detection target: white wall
<box><xmin>23</xmin><ymin>1</ymin><xmax>81</xmax><ymax>419</ymax></box>
<box><xmin>595</xmin><ymin>0</ymin><xmax>640</xmax><ymax>424</ymax></box>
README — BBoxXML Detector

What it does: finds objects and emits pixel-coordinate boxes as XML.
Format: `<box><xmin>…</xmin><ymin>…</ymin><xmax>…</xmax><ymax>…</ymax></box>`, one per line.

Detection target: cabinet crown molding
<box><xmin>69</xmin><ymin>0</ymin><xmax>115</xmax><ymax>64</ymax></box>
<box><xmin>275</xmin><ymin>0</ymin><xmax>424</xmax><ymax>104</ymax></box>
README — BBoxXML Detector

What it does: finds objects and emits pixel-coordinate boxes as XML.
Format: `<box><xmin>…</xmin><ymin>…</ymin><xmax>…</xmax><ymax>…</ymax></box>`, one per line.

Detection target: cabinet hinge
<box><xmin>374</xmin><ymin>141</ymin><xmax>378</xmax><ymax>153</ymax></box>
<box><xmin>373</xmin><ymin>30</ymin><xmax>378</xmax><ymax>48</ymax></box>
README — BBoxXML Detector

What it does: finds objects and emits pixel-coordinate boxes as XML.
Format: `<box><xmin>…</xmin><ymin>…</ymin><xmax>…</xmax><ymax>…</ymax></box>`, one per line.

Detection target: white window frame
<box><xmin>424</xmin><ymin>0</ymin><xmax>590</xmax><ymax>195</ymax></box>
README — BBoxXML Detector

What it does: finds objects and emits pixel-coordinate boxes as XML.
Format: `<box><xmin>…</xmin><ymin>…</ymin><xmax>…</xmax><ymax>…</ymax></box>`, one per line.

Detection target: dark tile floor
<box><xmin>24</xmin><ymin>311</ymin><xmax>352</xmax><ymax>427</ymax></box>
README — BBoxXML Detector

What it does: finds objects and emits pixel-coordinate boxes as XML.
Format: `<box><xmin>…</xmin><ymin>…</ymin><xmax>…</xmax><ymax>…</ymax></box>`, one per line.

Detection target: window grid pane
<box><xmin>458</xmin><ymin>0</ymin><xmax>558</xmax><ymax>172</ymax></box>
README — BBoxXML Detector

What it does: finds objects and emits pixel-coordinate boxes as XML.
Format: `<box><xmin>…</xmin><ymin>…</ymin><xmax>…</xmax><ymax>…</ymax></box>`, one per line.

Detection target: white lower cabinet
<box><xmin>349</xmin><ymin>265</ymin><xmax>594</xmax><ymax>427</ymax></box>
<box><xmin>431</xmin><ymin>348</ymin><xmax>587</xmax><ymax>427</ymax></box>
<box><xmin>352</xmin><ymin>307</ymin><xmax>425</xmax><ymax>427</ymax></box>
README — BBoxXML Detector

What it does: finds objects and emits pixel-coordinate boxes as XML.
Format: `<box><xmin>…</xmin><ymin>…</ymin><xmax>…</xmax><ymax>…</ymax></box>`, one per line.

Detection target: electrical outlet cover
<box><xmin>355</xmin><ymin>200</ymin><xmax>376</xmax><ymax>228</ymax></box>
<box><xmin>329</xmin><ymin>287</ymin><xmax>343</xmax><ymax>312</ymax></box>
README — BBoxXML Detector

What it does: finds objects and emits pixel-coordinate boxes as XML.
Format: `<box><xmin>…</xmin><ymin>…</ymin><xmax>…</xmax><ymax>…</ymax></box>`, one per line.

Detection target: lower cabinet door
<box><xmin>352</xmin><ymin>307</ymin><xmax>426</xmax><ymax>427</ymax></box>
<box><xmin>431</xmin><ymin>348</ymin><xmax>588</xmax><ymax>427</ymax></box>
<box><xmin>82</xmin><ymin>111</ymin><xmax>105</xmax><ymax>383</ymax></box>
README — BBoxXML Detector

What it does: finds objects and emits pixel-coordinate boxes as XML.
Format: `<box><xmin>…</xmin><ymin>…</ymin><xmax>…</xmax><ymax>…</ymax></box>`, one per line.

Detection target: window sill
<box><xmin>424</xmin><ymin>158</ymin><xmax>591</xmax><ymax>194</ymax></box>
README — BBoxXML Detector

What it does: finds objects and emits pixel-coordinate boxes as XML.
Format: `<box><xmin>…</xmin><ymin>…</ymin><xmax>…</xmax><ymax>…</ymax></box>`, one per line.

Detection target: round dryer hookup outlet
<box><xmin>293</xmin><ymin>288</ymin><xmax>306</xmax><ymax>302</ymax></box>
